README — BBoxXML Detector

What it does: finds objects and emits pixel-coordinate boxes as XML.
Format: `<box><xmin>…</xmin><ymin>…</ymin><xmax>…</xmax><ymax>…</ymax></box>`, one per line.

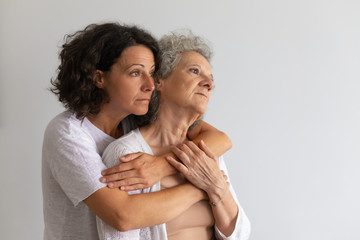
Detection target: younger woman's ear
<box><xmin>93</xmin><ymin>70</ymin><xmax>105</xmax><ymax>88</ymax></box>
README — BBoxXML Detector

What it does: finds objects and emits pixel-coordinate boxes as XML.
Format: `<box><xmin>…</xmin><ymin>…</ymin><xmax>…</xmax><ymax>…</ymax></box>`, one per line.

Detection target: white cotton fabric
<box><xmin>42</xmin><ymin>111</ymin><xmax>135</xmax><ymax>240</ymax></box>
<box><xmin>213</xmin><ymin>160</ymin><xmax>251</xmax><ymax>240</ymax></box>
<box><xmin>97</xmin><ymin>128</ymin><xmax>167</xmax><ymax>240</ymax></box>
<box><xmin>98</xmin><ymin>128</ymin><xmax>251</xmax><ymax>240</ymax></box>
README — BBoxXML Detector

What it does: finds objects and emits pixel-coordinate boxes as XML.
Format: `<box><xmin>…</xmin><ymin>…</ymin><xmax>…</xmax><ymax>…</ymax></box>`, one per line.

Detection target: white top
<box><xmin>42</xmin><ymin>111</ymin><xmax>135</xmax><ymax>240</ymax></box>
<box><xmin>98</xmin><ymin>128</ymin><xmax>166</xmax><ymax>240</ymax></box>
<box><xmin>98</xmin><ymin>128</ymin><xmax>251</xmax><ymax>240</ymax></box>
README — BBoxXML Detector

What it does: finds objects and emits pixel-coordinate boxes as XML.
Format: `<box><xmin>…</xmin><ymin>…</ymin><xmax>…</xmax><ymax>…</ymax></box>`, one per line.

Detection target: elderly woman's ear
<box><xmin>93</xmin><ymin>70</ymin><xmax>105</xmax><ymax>89</ymax></box>
<box><xmin>155</xmin><ymin>77</ymin><xmax>164</xmax><ymax>91</ymax></box>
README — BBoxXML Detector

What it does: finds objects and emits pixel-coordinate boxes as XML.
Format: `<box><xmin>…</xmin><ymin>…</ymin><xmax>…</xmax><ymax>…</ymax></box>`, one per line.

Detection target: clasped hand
<box><xmin>100</xmin><ymin>140</ymin><xmax>229</xmax><ymax>199</ymax></box>
<box><xmin>100</xmin><ymin>152</ymin><xmax>164</xmax><ymax>191</ymax></box>
<box><xmin>166</xmin><ymin>140</ymin><xmax>229</xmax><ymax>202</ymax></box>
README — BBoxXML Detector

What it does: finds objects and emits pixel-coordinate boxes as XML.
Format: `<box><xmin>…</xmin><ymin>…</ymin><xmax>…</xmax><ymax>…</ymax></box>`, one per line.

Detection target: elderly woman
<box><xmin>97</xmin><ymin>31</ymin><xmax>250</xmax><ymax>239</ymax></box>
<box><xmin>42</xmin><ymin>23</ymin><xmax>232</xmax><ymax>240</ymax></box>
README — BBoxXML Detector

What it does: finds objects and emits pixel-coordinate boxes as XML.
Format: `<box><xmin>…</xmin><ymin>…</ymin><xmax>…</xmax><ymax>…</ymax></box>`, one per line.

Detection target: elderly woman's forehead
<box><xmin>178</xmin><ymin>51</ymin><xmax>210</xmax><ymax>65</ymax></box>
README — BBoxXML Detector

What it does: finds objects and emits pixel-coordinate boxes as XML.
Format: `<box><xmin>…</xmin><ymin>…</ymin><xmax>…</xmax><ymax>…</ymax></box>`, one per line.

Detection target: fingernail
<box><xmin>101</xmin><ymin>171</ymin><xmax>105</xmax><ymax>175</ymax></box>
<box><xmin>120</xmin><ymin>186</ymin><xmax>125</xmax><ymax>191</ymax></box>
<box><xmin>108</xmin><ymin>183</ymin><xmax>114</xmax><ymax>188</ymax></box>
<box><xmin>100</xmin><ymin>177</ymin><xmax>106</xmax><ymax>183</ymax></box>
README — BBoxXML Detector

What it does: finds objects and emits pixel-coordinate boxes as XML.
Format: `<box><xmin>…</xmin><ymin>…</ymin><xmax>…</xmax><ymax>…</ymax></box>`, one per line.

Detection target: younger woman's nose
<box><xmin>142</xmin><ymin>74</ymin><xmax>155</xmax><ymax>92</ymax></box>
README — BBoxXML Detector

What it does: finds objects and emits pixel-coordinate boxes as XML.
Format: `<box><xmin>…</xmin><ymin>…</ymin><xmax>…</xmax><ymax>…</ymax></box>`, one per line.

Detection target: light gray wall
<box><xmin>1</xmin><ymin>0</ymin><xmax>359</xmax><ymax>239</ymax></box>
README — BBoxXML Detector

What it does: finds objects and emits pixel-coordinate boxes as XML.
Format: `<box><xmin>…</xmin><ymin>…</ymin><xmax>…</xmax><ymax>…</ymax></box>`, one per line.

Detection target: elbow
<box><xmin>113</xmin><ymin>219</ymin><xmax>133</xmax><ymax>232</ymax></box>
<box><xmin>222</xmin><ymin>132</ymin><xmax>233</xmax><ymax>151</ymax></box>
<box><xmin>112</xmin><ymin>210</ymin><xmax>138</xmax><ymax>231</ymax></box>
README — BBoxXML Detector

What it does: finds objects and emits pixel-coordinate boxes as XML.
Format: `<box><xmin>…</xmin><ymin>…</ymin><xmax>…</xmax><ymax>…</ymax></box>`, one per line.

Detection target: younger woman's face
<box><xmin>97</xmin><ymin>45</ymin><xmax>155</xmax><ymax>116</ymax></box>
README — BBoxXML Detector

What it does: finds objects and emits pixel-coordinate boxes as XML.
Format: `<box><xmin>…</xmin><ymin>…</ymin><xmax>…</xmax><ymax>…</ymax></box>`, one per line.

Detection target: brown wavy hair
<box><xmin>50</xmin><ymin>22</ymin><xmax>160</xmax><ymax>119</ymax></box>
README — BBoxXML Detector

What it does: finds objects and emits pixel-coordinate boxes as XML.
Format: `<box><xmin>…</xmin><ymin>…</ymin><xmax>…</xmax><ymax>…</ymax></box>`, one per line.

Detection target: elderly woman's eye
<box><xmin>149</xmin><ymin>71</ymin><xmax>155</xmax><ymax>77</ymax></box>
<box><xmin>190</xmin><ymin>68</ymin><xmax>199</xmax><ymax>74</ymax></box>
<box><xmin>130</xmin><ymin>71</ymin><xmax>139</xmax><ymax>77</ymax></box>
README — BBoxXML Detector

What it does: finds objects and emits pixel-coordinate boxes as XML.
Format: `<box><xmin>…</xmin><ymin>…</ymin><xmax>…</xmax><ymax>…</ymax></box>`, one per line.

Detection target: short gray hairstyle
<box><xmin>157</xmin><ymin>29</ymin><xmax>213</xmax><ymax>79</ymax></box>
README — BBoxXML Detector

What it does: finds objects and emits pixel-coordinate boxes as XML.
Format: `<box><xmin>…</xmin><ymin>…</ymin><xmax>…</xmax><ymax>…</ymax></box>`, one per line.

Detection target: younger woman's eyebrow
<box><xmin>125</xmin><ymin>64</ymin><xmax>155</xmax><ymax>70</ymax></box>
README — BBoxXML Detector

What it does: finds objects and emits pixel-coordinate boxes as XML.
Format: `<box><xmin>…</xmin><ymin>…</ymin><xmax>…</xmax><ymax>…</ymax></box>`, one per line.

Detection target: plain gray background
<box><xmin>1</xmin><ymin>0</ymin><xmax>359</xmax><ymax>239</ymax></box>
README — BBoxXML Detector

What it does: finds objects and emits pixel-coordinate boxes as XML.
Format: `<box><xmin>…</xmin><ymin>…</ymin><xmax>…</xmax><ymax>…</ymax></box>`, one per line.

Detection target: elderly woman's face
<box><xmin>96</xmin><ymin>45</ymin><xmax>155</xmax><ymax>116</ymax></box>
<box><xmin>158</xmin><ymin>51</ymin><xmax>214</xmax><ymax>115</ymax></box>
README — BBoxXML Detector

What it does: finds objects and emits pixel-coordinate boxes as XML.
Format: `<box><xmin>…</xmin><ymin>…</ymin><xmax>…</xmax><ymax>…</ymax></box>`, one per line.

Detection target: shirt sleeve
<box><xmin>96</xmin><ymin>130</ymin><xmax>155</xmax><ymax>240</ymax></box>
<box><xmin>43</xmin><ymin>118</ymin><xmax>107</xmax><ymax>207</ymax></box>
<box><xmin>214</xmin><ymin>156</ymin><xmax>251</xmax><ymax>240</ymax></box>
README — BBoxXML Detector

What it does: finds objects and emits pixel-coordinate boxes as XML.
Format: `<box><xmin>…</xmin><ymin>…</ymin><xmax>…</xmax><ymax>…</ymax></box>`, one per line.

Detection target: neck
<box><xmin>140</xmin><ymin>103</ymin><xmax>201</xmax><ymax>154</ymax></box>
<box><xmin>86</xmin><ymin>107</ymin><xmax>128</xmax><ymax>139</ymax></box>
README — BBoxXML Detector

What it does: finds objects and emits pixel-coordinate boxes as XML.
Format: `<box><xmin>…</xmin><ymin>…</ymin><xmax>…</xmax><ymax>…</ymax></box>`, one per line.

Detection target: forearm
<box><xmin>85</xmin><ymin>183</ymin><xmax>206</xmax><ymax>231</ymax></box>
<box><xmin>188</xmin><ymin>121</ymin><xmax>232</xmax><ymax>157</ymax></box>
<box><xmin>126</xmin><ymin>183</ymin><xmax>205</xmax><ymax>229</ymax></box>
<box><xmin>209</xmin><ymin>189</ymin><xmax>239</xmax><ymax>237</ymax></box>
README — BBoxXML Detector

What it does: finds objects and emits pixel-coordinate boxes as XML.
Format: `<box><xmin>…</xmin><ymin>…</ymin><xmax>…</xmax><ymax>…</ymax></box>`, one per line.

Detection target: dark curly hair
<box><xmin>51</xmin><ymin>22</ymin><xmax>160</xmax><ymax>119</ymax></box>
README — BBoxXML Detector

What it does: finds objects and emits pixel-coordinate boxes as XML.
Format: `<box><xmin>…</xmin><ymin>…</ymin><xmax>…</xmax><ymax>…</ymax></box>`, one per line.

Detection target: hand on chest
<box><xmin>160</xmin><ymin>173</ymin><xmax>187</xmax><ymax>189</ymax></box>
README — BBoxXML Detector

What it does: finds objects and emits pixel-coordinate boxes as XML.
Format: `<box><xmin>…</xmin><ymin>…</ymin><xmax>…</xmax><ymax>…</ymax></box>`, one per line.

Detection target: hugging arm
<box><xmin>100</xmin><ymin>120</ymin><xmax>232</xmax><ymax>190</ymax></box>
<box><xmin>88</xmin><ymin>132</ymin><xmax>208</xmax><ymax>235</ymax></box>
<box><xmin>85</xmin><ymin>183</ymin><xmax>205</xmax><ymax>231</ymax></box>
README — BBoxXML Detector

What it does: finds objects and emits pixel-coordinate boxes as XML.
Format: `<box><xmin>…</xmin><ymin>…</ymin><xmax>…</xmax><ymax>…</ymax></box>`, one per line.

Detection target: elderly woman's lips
<box><xmin>137</xmin><ymin>98</ymin><xmax>150</xmax><ymax>101</ymax></box>
<box><xmin>196</xmin><ymin>93</ymin><xmax>207</xmax><ymax>98</ymax></box>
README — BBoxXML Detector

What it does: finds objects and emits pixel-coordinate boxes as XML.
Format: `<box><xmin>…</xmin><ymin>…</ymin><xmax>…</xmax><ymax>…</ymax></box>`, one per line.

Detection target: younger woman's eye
<box><xmin>190</xmin><ymin>68</ymin><xmax>199</xmax><ymax>74</ymax></box>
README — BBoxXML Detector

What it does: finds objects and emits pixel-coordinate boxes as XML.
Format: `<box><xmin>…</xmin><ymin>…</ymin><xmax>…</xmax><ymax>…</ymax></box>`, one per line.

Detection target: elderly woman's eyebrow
<box><xmin>189</xmin><ymin>64</ymin><xmax>214</xmax><ymax>82</ymax></box>
<box><xmin>188</xmin><ymin>64</ymin><xmax>214</xmax><ymax>82</ymax></box>
<box><xmin>186</xmin><ymin>64</ymin><xmax>201</xmax><ymax>68</ymax></box>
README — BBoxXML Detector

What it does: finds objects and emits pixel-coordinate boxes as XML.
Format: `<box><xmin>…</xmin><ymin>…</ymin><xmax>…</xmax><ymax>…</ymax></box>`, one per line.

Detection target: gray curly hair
<box><xmin>131</xmin><ymin>30</ymin><xmax>213</xmax><ymax>127</ymax></box>
<box><xmin>157</xmin><ymin>29</ymin><xmax>213</xmax><ymax>79</ymax></box>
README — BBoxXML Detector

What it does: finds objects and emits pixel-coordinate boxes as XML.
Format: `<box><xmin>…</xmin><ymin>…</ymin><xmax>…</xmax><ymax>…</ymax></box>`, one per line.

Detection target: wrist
<box><xmin>207</xmin><ymin>184</ymin><xmax>228</xmax><ymax>206</ymax></box>
<box><xmin>159</xmin><ymin>155</ymin><xmax>177</xmax><ymax>177</ymax></box>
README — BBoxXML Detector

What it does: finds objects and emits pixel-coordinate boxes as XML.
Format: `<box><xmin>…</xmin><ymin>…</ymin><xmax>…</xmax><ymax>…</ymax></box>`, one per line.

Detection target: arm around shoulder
<box><xmin>187</xmin><ymin>121</ymin><xmax>232</xmax><ymax>157</ymax></box>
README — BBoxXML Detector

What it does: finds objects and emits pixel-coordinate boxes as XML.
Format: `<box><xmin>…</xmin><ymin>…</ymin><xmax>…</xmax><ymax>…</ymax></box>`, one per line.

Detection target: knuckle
<box><xmin>123</xmin><ymin>179</ymin><xmax>131</xmax><ymax>185</ymax></box>
<box><xmin>106</xmin><ymin>175</ymin><xmax>115</xmax><ymax>182</ymax></box>
<box><xmin>193</xmin><ymin>152</ymin><xmax>203</xmax><ymax>161</ymax></box>
<box><xmin>116</xmin><ymin>173</ymin><xmax>123</xmax><ymax>179</ymax></box>
<box><xmin>179</xmin><ymin>151</ymin><xmax>188</xmax><ymax>159</ymax></box>
<box><xmin>137</xmin><ymin>168</ymin><xmax>145</xmax><ymax>177</ymax></box>
<box><xmin>111</xmin><ymin>182</ymin><xmax>120</xmax><ymax>188</ymax></box>
<box><xmin>143</xmin><ymin>180</ymin><xmax>150</xmax><ymax>187</ymax></box>
<box><xmin>133</xmin><ymin>161</ymin><xmax>140</xmax><ymax>168</ymax></box>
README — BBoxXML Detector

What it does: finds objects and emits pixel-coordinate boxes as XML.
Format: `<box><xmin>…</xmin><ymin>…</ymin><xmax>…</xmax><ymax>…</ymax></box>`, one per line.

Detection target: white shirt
<box><xmin>98</xmin><ymin>128</ymin><xmax>251</xmax><ymax>240</ymax></box>
<box><xmin>42</xmin><ymin>111</ymin><xmax>135</xmax><ymax>240</ymax></box>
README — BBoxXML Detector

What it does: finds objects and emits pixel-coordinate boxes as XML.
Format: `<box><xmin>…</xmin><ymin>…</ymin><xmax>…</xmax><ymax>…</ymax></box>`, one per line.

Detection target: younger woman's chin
<box><xmin>132</xmin><ymin>108</ymin><xmax>149</xmax><ymax>116</ymax></box>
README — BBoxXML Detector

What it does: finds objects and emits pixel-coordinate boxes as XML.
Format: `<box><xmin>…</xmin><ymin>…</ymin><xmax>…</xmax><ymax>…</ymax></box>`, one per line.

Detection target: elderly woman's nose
<box><xmin>200</xmin><ymin>77</ymin><xmax>214</xmax><ymax>91</ymax></box>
